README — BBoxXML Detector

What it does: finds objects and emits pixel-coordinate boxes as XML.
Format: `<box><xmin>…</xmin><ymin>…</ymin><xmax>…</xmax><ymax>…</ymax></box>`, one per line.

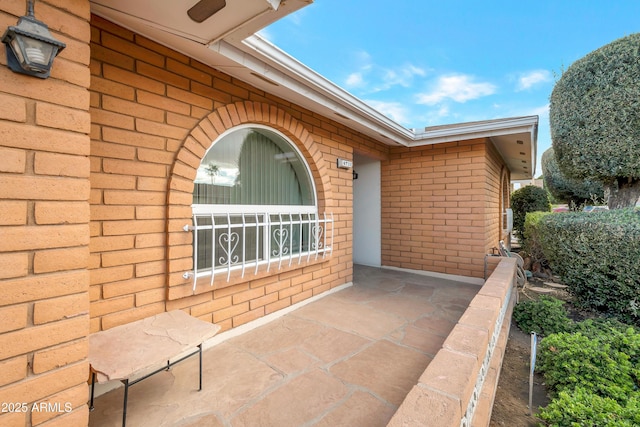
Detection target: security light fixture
<box><xmin>2</xmin><ymin>0</ymin><xmax>66</xmax><ymax>79</ymax></box>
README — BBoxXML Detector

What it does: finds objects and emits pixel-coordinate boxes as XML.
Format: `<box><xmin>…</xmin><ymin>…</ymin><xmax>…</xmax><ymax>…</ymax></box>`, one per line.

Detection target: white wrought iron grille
<box><xmin>183</xmin><ymin>211</ymin><xmax>333</xmax><ymax>290</ymax></box>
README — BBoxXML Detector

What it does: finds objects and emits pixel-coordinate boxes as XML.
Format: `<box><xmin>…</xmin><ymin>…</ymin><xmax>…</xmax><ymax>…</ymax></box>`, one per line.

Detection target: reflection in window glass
<box><xmin>193</xmin><ymin>128</ymin><xmax>314</xmax><ymax>206</ymax></box>
<box><xmin>192</xmin><ymin>127</ymin><xmax>318</xmax><ymax>276</ymax></box>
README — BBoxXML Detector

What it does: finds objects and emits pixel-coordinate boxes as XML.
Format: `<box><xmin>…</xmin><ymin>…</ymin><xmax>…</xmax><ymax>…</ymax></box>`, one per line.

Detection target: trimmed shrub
<box><xmin>522</xmin><ymin>211</ymin><xmax>551</xmax><ymax>266</ymax></box>
<box><xmin>510</xmin><ymin>185</ymin><xmax>551</xmax><ymax>240</ymax></box>
<box><xmin>550</xmin><ymin>33</ymin><xmax>640</xmax><ymax>209</ymax></box>
<box><xmin>571</xmin><ymin>319</ymin><xmax>640</xmax><ymax>383</ymax></box>
<box><xmin>542</xmin><ymin>147</ymin><xmax>604</xmax><ymax>206</ymax></box>
<box><xmin>539</xmin><ymin>387</ymin><xmax>640</xmax><ymax>427</ymax></box>
<box><xmin>537</xmin><ymin>208</ymin><xmax>640</xmax><ymax>325</ymax></box>
<box><xmin>513</xmin><ymin>296</ymin><xmax>571</xmax><ymax>336</ymax></box>
<box><xmin>538</xmin><ymin>332</ymin><xmax>635</xmax><ymax>402</ymax></box>
<box><xmin>537</xmin><ymin>320</ymin><xmax>640</xmax><ymax>426</ymax></box>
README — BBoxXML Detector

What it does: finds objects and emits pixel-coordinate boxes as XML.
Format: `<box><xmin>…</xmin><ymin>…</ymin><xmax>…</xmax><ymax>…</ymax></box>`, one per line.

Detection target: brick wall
<box><xmin>387</xmin><ymin>257</ymin><xmax>517</xmax><ymax>426</ymax></box>
<box><xmin>0</xmin><ymin>1</ymin><xmax>92</xmax><ymax>426</ymax></box>
<box><xmin>88</xmin><ymin>16</ymin><xmax>389</xmax><ymax>333</ymax></box>
<box><xmin>381</xmin><ymin>140</ymin><xmax>508</xmax><ymax>279</ymax></box>
<box><xmin>0</xmin><ymin>4</ymin><xmax>517</xmax><ymax>424</ymax></box>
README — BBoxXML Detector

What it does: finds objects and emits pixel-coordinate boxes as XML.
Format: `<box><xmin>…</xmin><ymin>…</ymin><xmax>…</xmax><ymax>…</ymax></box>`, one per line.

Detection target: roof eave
<box><xmin>410</xmin><ymin>116</ymin><xmax>539</xmax><ymax>147</ymax></box>
<box><xmin>231</xmin><ymin>35</ymin><xmax>416</xmax><ymax>145</ymax></box>
<box><xmin>233</xmin><ymin>36</ymin><xmax>538</xmax><ymax>170</ymax></box>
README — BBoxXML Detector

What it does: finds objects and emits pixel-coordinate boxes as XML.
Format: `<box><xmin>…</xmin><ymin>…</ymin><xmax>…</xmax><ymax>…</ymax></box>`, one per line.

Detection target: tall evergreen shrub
<box><xmin>538</xmin><ymin>209</ymin><xmax>640</xmax><ymax>325</ymax></box>
<box><xmin>510</xmin><ymin>185</ymin><xmax>551</xmax><ymax>241</ymax></box>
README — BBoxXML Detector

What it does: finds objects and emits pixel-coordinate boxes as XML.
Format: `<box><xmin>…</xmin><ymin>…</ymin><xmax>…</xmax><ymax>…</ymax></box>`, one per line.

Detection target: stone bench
<box><xmin>88</xmin><ymin>310</ymin><xmax>221</xmax><ymax>427</ymax></box>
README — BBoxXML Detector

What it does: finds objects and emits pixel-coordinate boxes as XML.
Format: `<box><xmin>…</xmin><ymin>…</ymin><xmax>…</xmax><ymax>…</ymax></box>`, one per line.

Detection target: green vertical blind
<box><xmin>191</xmin><ymin>127</ymin><xmax>318</xmax><ymax>275</ymax></box>
<box><xmin>193</xmin><ymin>128</ymin><xmax>314</xmax><ymax>206</ymax></box>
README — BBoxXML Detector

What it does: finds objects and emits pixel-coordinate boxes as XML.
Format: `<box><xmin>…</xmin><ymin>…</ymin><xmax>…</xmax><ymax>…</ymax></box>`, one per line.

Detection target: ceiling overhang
<box><xmin>90</xmin><ymin>0</ymin><xmax>300</xmax><ymax>45</ymax></box>
<box><xmin>89</xmin><ymin>0</ymin><xmax>538</xmax><ymax>179</ymax></box>
<box><xmin>414</xmin><ymin>116</ymin><xmax>539</xmax><ymax>180</ymax></box>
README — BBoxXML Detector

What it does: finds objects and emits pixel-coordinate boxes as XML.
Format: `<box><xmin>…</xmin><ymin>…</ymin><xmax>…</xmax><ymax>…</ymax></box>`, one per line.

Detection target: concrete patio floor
<box><xmin>88</xmin><ymin>265</ymin><xmax>480</xmax><ymax>427</ymax></box>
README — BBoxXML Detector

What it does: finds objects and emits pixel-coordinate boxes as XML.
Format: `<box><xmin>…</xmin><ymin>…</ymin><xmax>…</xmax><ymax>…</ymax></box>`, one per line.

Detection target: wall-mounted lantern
<box><xmin>2</xmin><ymin>0</ymin><xmax>66</xmax><ymax>79</ymax></box>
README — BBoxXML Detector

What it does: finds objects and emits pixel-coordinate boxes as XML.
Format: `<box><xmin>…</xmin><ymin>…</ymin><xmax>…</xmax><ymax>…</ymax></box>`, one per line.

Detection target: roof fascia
<box><xmin>411</xmin><ymin>116</ymin><xmax>539</xmax><ymax>147</ymax></box>
<box><xmin>220</xmin><ymin>35</ymin><xmax>415</xmax><ymax>144</ymax></box>
<box><xmin>229</xmin><ymin>35</ymin><xmax>538</xmax><ymax>149</ymax></box>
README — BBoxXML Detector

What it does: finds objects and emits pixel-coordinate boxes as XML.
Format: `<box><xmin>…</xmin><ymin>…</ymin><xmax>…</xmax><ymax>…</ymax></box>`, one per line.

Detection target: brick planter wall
<box><xmin>387</xmin><ymin>257</ymin><xmax>517</xmax><ymax>427</ymax></box>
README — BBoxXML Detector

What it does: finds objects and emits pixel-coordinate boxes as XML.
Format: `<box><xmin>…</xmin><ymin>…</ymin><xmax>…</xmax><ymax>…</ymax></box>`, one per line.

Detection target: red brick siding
<box><xmin>0</xmin><ymin>4</ymin><xmax>515</xmax><ymax>424</ymax></box>
<box><xmin>381</xmin><ymin>139</ymin><xmax>507</xmax><ymax>278</ymax></box>
<box><xmin>88</xmin><ymin>15</ymin><xmax>389</xmax><ymax>333</ymax></box>
<box><xmin>0</xmin><ymin>1</ymin><xmax>92</xmax><ymax>425</ymax></box>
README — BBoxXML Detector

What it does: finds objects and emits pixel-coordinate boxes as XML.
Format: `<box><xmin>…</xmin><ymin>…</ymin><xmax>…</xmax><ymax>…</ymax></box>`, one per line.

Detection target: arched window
<box><xmin>501</xmin><ymin>170</ymin><xmax>512</xmax><ymax>235</ymax></box>
<box><xmin>190</xmin><ymin>126</ymin><xmax>331</xmax><ymax>286</ymax></box>
<box><xmin>194</xmin><ymin>127</ymin><xmax>315</xmax><ymax>207</ymax></box>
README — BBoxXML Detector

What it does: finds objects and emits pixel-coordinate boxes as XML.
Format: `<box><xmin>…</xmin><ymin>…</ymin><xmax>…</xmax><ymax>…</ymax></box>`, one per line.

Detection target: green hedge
<box><xmin>523</xmin><ymin>211</ymin><xmax>551</xmax><ymax>265</ymax></box>
<box><xmin>511</xmin><ymin>185</ymin><xmax>551</xmax><ymax>240</ymax></box>
<box><xmin>537</xmin><ymin>320</ymin><xmax>640</xmax><ymax>426</ymax></box>
<box><xmin>513</xmin><ymin>296</ymin><xmax>571</xmax><ymax>336</ymax></box>
<box><xmin>537</xmin><ymin>208</ymin><xmax>640</xmax><ymax>325</ymax></box>
<box><xmin>541</xmin><ymin>147</ymin><xmax>604</xmax><ymax>206</ymax></box>
<box><xmin>539</xmin><ymin>387</ymin><xmax>640</xmax><ymax>427</ymax></box>
<box><xmin>549</xmin><ymin>33</ymin><xmax>640</xmax><ymax>183</ymax></box>
<box><xmin>538</xmin><ymin>332</ymin><xmax>636</xmax><ymax>402</ymax></box>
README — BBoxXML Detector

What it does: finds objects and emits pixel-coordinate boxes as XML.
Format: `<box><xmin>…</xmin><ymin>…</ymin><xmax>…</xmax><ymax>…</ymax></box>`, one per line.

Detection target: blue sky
<box><xmin>263</xmin><ymin>0</ymin><xmax>640</xmax><ymax>177</ymax></box>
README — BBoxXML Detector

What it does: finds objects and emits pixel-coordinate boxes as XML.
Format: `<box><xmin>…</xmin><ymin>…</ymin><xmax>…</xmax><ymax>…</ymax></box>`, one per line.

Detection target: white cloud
<box><xmin>364</xmin><ymin>100</ymin><xmax>410</xmax><ymax>124</ymax></box>
<box><xmin>354</xmin><ymin>50</ymin><xmax>373</xmax><ymax>64</ymax></box>
<box><xmin>407</xmin><ymin>64</ymin><xmax>427</xmax><ymax>77</ymax></box>
<box><xmin>516</xmin><ymin>70</ymin><xmax>551</xmax><ymax>91</ymax></box>
<box><xmin>374</xmin><ymin>64</ymin><xmax>427</xmax><ymax>91</ymax></box>
<box><xmin>417</xmin><ymin>105</ymin><xmax>453</xmax><ymax>126</ymax></box>
<box><xmin>436</xmin><ymin>105</ymin><xmax>450</xmax><ymax>118</ymax></box>
<box><xmin>416</xmin><ymin>74</ymin><xmax>496</xmax><ymax>105</ymax></box>
<box><xmin>342</xmin><ymin>51</ymin><xmax>428</xmax><ymax>94</ymax></box>
<box><xmin>523</xmin><ymin>104</ymin><xmax>550</xmax><ymax>118</ymax></box>
<box><xmin>343</xmin><ymin>51</ymin><xmax>372</xmax><ymax>89</ymax></box>
<box><xmin>345</xmin><ymin>72</ymin><xmax>365</xmax><ymax>88</ymax></box>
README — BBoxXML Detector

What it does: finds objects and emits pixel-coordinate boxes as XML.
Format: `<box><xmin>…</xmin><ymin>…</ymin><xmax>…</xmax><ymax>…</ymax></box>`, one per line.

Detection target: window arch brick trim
<box><xmin>166</xmin><ymin>101</ymin><xmax>332</xmax><ymax>295</ymax></box>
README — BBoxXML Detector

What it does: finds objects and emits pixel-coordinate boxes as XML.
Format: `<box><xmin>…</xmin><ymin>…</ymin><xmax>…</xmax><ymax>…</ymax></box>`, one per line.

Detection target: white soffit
<box><xmin>414</xmin><ymin>116</ymin><xmax>538</xmax><ymax>180</ymax></box>
<box><xmin>90</xmin><ymin>0</ymin><xmax>292</xmax><ymax>45</ymax></box>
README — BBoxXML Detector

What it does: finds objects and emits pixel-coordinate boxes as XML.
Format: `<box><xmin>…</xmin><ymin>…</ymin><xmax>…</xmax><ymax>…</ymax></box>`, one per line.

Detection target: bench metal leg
<box><xmin>91</xmin><ymin>344</ymin><xmax>204</xmax><ymax>426</ymax></box>
<box><xmin>122</xmin><ymin>378</ymin><xmax>129</xmax><ymax>427</ymax></box>
<box><xmin>198</xmin><ymin>343</ymin><xmax>203</xmax><ymax>391</ymax></box>
<box><xmin>90</xmin><ymin>372</ymin><xmax>96</xmax><ymax>411</ymax></box>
